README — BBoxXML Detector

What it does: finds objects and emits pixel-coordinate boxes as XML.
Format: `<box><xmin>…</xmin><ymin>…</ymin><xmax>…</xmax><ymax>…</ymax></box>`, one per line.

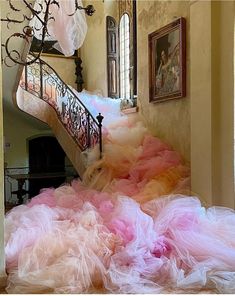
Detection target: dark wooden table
<box><xmin>7</xmin><ymin>172</ymin><xmax>74</xmax><ymax>204</ymax></box>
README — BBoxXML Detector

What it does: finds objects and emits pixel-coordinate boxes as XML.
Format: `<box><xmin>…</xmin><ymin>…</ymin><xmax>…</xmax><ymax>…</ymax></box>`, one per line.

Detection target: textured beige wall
<box><xmin>190</xmin><ymin>0</ymin><xmax>234</xmax><ymax>208</ymax></box>
<box><xmin>40</xmin><ymin>56</ymin><xmax>77</xmax><ymax>90</ymax></box>
<box><xmin>3</xmin><ymin>108</ymin><xmax>51</xmax><ymax>168</ymax></box>
<box><xmin>0</xmin><ymin>16</ymin><xmax>6</xmax><ymax>281</ymax></box>
<box><xmin>216</xmin><ymin>1</ymin><xmax>234</xmax><ymax>208</ymax></box>
<box><xmin>137</xmin><ymin>0</ymin><xmax>190</xmax><ymax>162</ymax></box>
<box><xmin>81</xmin><ymin>0</ymin><xmax>118</xmax><ymax>96</ymax></box>
<box><xmin>190</xmin><ymin>1</ymin><xmax>213</xmax><ymax>204</ymax></box>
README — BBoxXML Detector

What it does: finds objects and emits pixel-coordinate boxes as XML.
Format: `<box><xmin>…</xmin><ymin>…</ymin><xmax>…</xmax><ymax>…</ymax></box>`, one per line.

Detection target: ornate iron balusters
<box><xmin>20</xmin><ymin>55</ymin><xmax>103</xmax><ymax>154</ymax></box>
<box><xmin>75</xmin><ymin>57</ymin><xmax>84</xmax><ymax>92</ymax></box>
<box><xmin>96</xmin><ymin>113</ymin><xmax>104</xmax><ymax>159</ymax></box>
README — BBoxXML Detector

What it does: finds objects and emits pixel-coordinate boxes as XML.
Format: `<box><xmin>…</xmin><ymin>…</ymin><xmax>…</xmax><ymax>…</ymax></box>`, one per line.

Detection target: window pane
<box><xmin>119</xmin><ymin>13</ymin><xmax>130</xmax><ymax>100</ymax></box>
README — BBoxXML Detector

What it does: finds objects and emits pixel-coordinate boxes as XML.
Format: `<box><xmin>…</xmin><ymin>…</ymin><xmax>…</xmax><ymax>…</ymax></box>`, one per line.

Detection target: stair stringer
<box><xmin>15</xmin><ymin>86</ymin><xmax>86</xmax><ymax>178</ymax></box>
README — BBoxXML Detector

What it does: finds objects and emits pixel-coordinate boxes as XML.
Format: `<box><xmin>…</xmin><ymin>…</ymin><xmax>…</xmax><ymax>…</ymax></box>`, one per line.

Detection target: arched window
<box><xmin>106</xmin><ymin>0</ymin><xmax>137</xmax><ymax>108</ymax></box>
<box><xmin>119</xmin><ymin>13</ymin><xmax>130</xmax><ymax>100</ymax></box>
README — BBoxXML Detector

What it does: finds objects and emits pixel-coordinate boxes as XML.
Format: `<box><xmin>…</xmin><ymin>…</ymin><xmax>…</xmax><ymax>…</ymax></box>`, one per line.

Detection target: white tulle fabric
<box><xmin>32</xmin><ymin>0</ymin><xmax>87</xmax><ymax>56</ymax></box>
<box><xmin>68</xmin><ymin>89</ymin><xmax>124</xmax><ymax>128</ymax></box>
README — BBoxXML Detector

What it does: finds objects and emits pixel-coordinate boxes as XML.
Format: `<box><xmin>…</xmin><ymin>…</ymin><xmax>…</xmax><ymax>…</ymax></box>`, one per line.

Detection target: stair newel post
<box><xmin>96</xmin><ymin>113</ymin><xmax>104</xmax><ymax>159</ymax></box>
<box><xmin>87</xmin><ymin>112</ymin><xmax>91</xmax><ymax>148</ymax></box>
<box><xmin>39</xmin><ymin>60</ymin><xmax>43</xmax><ymax>100</ymax></box>
<box><xmin>24</xmin><ymin>63</ymin><xmax>28</xmax><ymax>91</ymax></box>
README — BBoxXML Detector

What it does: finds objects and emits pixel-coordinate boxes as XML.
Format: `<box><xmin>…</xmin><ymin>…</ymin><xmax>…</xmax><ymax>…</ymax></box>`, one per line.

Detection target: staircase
<box><xmin>15</xmin><ymin>54</ymin><xmax>103</xmax><ymax>178</ymax></box>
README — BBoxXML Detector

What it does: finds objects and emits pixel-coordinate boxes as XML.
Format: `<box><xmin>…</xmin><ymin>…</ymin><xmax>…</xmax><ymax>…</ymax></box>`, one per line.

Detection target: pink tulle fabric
<box><xmin>5</xmin><ymin>111</ymin><xmax>235</xmax><ymax>293</ymax></box>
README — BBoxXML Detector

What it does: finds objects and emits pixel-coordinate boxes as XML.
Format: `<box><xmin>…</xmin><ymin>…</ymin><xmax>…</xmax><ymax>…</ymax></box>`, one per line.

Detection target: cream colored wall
<box><xmin>40</xmin><ymin>56</ymin><xmax>77</xmax><ymax>89</ymax></box>
<box><xmin>216</xmin><ymin>1</ymin><xmax>234</xmax><ymax>208</ymax></box>
<box><xmin>0</xmin><ymin>17</ymin><xmax>6</xmax><ymax>283</ymax></box>
<box><xmin>137</xmin><ymin>1</ymin><xmax>190</xmax><ymax>162</ymax></box>
<box><xmin>190</xmin><ymin>1</ymin><xmax>213</xmax><ymax>205</ymax></box>
<box><xmin>81</xmin><ymin>0</ymin><xmax>118</xmax><ymax>96</ymax></box>
<box><xmin>190</xmin><ymin>0</ymin><xmax>234</xmax><ymax>208</ymax></box>
<box><xmin>3</xmin><ymin>109</ymin><xmax>51</xmax><ymax>168</ymax></box>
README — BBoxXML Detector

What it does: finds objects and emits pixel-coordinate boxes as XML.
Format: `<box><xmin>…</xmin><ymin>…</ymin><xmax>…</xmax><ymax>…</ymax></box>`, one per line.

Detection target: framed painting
<box><xmin>149</xmin><ymin>17</ymin><xmax>186</xmax><ymax>103</ymax></box>
<box><xmin>30</xmin><ymin>37</ymin><xmax>78</xmax><ymax>58</ymax></box>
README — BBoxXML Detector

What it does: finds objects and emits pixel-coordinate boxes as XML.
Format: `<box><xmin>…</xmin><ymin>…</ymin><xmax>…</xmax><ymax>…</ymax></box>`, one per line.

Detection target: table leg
<box><xmin>11</xmin><ymin>178</ymin><xmax>28</xmax><ymax>205</ymax></box>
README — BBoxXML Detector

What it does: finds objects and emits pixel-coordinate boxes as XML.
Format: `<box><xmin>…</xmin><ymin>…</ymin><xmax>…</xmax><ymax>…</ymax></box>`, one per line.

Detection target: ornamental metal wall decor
<box><xmin>1</xmin><ymin>0</ymin><xmax>95</xmax><ymax>66</ymax></box>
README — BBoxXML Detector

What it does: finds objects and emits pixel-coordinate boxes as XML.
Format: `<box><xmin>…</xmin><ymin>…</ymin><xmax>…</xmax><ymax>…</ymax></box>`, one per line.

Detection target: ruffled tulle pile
<box><xmin>6</xmin><ymin>193</ymin><xmax>235</xmax><ymax>293</ymax></box>
<box><xmin>5</xmin><ymin>106</ymin><xmax>235</xmax><ymax>293</ymax></box>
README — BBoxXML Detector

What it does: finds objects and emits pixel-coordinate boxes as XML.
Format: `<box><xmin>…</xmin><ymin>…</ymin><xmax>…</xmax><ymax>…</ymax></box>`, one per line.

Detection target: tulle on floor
<box><xmin>4</xmin><ymin>98</ymin><xmax>235</xmax><ymax>294</ymax></box>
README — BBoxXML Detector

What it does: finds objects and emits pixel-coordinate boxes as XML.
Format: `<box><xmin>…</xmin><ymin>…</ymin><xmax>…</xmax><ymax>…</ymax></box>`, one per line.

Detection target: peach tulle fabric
<box><xmin>5</xmin><ymin>96</ymin><xmax>235</xmax><ymax>293</ymax></box>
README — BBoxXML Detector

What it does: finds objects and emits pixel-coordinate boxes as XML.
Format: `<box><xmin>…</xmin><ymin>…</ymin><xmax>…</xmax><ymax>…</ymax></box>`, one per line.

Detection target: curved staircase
<box><xmin>14</xmin><ymin>54</ymin><xmax>103</xmax><ymax>178</ymax></box>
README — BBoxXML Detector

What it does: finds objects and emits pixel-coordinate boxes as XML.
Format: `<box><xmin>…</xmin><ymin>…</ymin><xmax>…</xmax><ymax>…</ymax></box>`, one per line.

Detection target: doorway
<box><xmin>28</xmin><ymin>136</ymin><xmax>66</xmax><ymax>198</ymax></box>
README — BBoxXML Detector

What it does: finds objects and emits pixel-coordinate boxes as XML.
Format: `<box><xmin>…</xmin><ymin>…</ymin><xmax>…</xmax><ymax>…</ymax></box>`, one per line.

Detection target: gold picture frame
<box><xmin>30</xmin><ymin>37</ymin><xmax>78</xmax><ymax>59</ymax></box>
<box><xmin>149</xmin><ymin>17</ymin><xmax>186</xmax><ymax>103</ymax></box>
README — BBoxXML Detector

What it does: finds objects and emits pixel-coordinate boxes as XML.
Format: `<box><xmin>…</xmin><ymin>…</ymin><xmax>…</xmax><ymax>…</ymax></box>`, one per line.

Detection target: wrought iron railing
<box><xmin>19</xmin><ymin>54</ymin><xmax>103</xmax><ymax>154</ymax></box>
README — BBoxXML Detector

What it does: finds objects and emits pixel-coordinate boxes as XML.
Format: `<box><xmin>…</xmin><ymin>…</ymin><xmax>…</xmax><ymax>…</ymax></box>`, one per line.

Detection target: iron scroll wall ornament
<box><xmin>1</xmin><ymin>0</ymin><xmax>95</xmax><ymax>67</ymax></box>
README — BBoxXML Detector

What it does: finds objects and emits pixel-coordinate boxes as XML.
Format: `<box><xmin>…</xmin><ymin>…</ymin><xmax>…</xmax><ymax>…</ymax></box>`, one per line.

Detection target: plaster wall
<box><xmin>190</xmin><ymin>0</ymin><xmax>234</xmax><ymax>208</ymax></box>
<box><xmin>137</xmin><ymin>0</ymin><xmax>190</xmax><ymax>162</ymax></box>
<box><xmin>0</xmin><ymin>15</ymin><xmax>6</xmax><ymax>282</ymax></box>
<box><xmin>3</xmin><ymin>109</ymin><xmax>51</xmax><ymax>168</ymax></box>
<box><xmin>216</xmin><ymin>1</ymin><xmax>234</xmax><ymax>208</ymax></box>
<box><xmin>81</xmin><ymin>0</ymin><xmax>118</xmax><ymax>96</ymax></box>
<box><xmin>40</xmin><ymin>56</ymin><xmax>77</xmax><ymax>90</ymax></box>
<box><xmin>190</xmin><ymin>1</ymin><xmax>213</xmax><ymax>204</ymax></box>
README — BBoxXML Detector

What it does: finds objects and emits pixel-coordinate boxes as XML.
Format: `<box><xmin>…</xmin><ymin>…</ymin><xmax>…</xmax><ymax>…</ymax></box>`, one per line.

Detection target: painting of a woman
<box><xmin>155</xmin><ymin>30</ymin><xmax>180</xmax><ymax>96</ymax></box>
<box><xmin>149</xmin><ymin>17</ymin><xmax>186</xmax><ymax>102</ymax></box>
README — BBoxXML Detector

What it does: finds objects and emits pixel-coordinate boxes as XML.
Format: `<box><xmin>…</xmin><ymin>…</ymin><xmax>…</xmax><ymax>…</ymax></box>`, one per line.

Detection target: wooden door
<box><xmin>28</xmin><ymin>136</ymin><xmax>66</xmax><ymax>198</ymax></box>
